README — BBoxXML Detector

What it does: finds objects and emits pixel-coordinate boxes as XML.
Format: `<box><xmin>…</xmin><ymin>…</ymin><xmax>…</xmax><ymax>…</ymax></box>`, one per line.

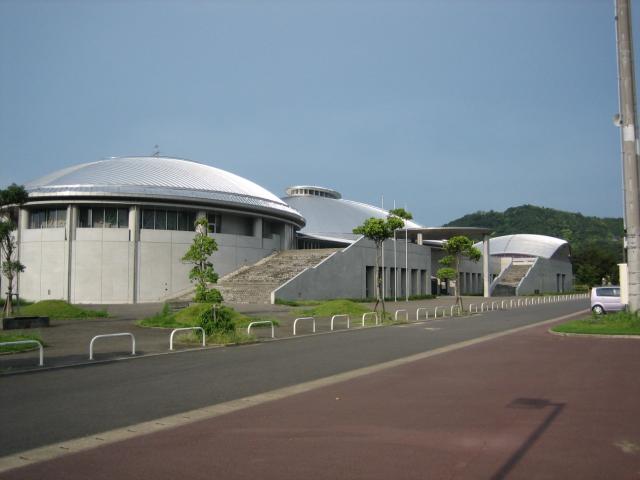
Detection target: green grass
<box><xmin>274</xmin><ymin>298</ymin><xmax>322</xmax><ymax>307</ymax></box>
<box><xmin>0</xmin><ymin>333</ymin><xmax>45</xmax><ymax>353</ymax></box>
<box><xmin>552</xmin><ymin>311</ymin><xmax>640</xmax><ymax>336</ymax></box>
<box><xmin>16</xmin><ymin>300</ymin><xmax>108</xmax><ymax>319</ymax></box>
<box><xmin>139</xmin><ymin>303</ymin><xmax>278</xmax><ymax>331</ymax></box>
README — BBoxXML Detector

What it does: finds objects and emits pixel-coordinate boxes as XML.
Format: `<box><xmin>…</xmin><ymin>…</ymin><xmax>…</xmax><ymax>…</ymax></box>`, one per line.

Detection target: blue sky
<box><xmin>0</xmin><ymin>0</ymin><xmax>636</xmax><ymax>226</ymax></box>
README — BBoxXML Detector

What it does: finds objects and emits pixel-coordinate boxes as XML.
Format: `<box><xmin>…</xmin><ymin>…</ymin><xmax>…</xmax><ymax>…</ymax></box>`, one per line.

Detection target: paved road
<box><xmin>0</xmin><ymin>301</ymin><xmax>587</xmax><ymax>459</ymax></box>
<box><xmin>4</xmin><ymin>307</ymin><xmax>637</xmax><ymax>480</ymax></box>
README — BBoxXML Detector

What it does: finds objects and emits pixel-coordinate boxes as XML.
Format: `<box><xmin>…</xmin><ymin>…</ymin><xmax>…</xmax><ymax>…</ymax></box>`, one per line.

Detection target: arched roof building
<box><xmin>15</xmin><ymin>157</ymin><xmax>303</xmax><ymax>304</ymax></box>
<box><xmin>282</xmin><ymin>186</ymin><xmax>422</xmax><ymax>246</ymax></box>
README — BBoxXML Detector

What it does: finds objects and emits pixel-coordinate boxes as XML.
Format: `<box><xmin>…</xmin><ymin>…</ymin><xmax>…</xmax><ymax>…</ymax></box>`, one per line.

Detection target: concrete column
<box><xmin>483</xmin><ymin>234</ymin><xmax>490</xmax><ymax>298</ymax></box>
<box><xmin>65</xmin><ymin>205</ymin><xmax>77</xmax><ymax>302</ymax></box>
<box><xmin>129</xmin><ymin>206</ymin><xmax>140</xmax><ymax>303</ymax></box>
<box><xmin>15</xmin><ymin>208</ymin><xmax>28</xmax><ymax>301</ymax></box>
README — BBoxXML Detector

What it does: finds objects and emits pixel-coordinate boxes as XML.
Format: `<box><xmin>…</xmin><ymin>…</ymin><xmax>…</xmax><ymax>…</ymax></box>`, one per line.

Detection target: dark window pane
<box><xmin>155</xmin><ymin>209</ymin><xmax>167</xmax><ymax>230</ymax></box>
<box><xmin>142</xmin><ymin>209</ymin><xmax>155</xmax><ymax>229</ymax></box>
<box><xmin>178</xmin><ymin>211</ymin><xmax>188</xmax><ymax>231</ymax></box>
<box><xmin>104</xmin><ymin>208</ymin><xmax>117</xmax><ymax>228</ymax></box>
<box><xmin>55</xmin><ymin>208</ymin><xmax>66</xmax><ymax>228</ymax></box>
<box><xmin>166</xmin><ymin>210</ymin><xmax>177</xmax><ymax>230</ymax></box>
<box><xmin>45</xmin><ymin>209</ymin><xmax>56</xmax><ymax>228</ymax></box>
<box><xmin>117</xmin><ymin>208</ymin><xmax>128</xmax><ymax>228</ymax></box>
<box><xmin>29</xmin><ymin>210</ymin><xmax>42</xmax><ymax>229</ymax></box>
<box><xmin>92</xmin><ymin>208</ymin><xmax>104</xmax><ymax>228</ymax></box>
<box><xmin>79</xmin><ymin>208</ymin><xmax>89</xmax><ymax>228</ymax></box>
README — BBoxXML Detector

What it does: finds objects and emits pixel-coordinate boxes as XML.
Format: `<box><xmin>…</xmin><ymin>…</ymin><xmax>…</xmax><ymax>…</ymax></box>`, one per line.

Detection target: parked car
<box><xmin>590</xmin><ymin>286</ymin><xmax>624</xmax><ymax>314</ymax></box>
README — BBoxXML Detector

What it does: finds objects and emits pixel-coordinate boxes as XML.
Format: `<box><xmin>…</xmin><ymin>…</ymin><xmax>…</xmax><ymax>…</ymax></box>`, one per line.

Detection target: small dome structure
<box><xmin>478</xmin><ymin>234</ymin><xmax>570</xmax><ymax>259</ymax></box>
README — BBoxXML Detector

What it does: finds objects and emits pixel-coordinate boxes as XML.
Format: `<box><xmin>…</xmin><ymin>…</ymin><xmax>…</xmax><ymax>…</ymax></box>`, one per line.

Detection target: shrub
<box><xmin>195</xmin><ymin>285</ymin><xmax>223</xmax><ymax>303</ymax></box>
<box><xmin>199</xmin><ymin>304</ymin><xmax>235</xmax><ymax>335</ymax></box>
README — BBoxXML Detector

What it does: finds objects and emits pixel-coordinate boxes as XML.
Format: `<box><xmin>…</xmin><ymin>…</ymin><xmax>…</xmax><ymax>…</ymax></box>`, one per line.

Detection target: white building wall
<box><xmin>516</xmin><ymin>258</ymin><xmax>573</xmax><ymax>294</ymax></box>
<box><xmin>273</xmin><ymin>237</ymin><xmax>430</xmax><ymax>302</ymax></box>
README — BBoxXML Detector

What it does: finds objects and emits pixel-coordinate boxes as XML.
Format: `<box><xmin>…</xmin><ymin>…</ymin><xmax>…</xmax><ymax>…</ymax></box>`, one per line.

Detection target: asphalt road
<box><xmin>0</xmin><ymin>300</ymin><xmax>588</xmax><ymax>457</ymax></box>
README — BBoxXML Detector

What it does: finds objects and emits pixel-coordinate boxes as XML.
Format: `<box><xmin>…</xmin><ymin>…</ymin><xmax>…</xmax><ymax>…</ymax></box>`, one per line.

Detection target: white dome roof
<box><xmin>26</xmin><ymin>157</ymin><xmax>304</xmax><ymax>224</ymax></box>
<box><xmin>283</xmin><ymin>190</ymin><xmax>422</xmax><ymax>243</ymax></box>
<box><xmin>479</xmin><ymin>234</ymin><xmax>570</xmax><ymax>259</ymax></box>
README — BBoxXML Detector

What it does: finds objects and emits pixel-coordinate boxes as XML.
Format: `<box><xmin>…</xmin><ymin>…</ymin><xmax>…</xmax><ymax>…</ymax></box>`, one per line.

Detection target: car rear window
<box><xmin>596</xmin><ymin>288</ymin><xmax>620</xmax><ymax>297</ymax></box>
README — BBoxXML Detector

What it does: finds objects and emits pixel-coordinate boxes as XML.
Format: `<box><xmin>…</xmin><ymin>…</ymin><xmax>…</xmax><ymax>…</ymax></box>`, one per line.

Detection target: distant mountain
<box><xmin>443</xmin><ymin>204</ymin><xmax>623</xmax><ymax>249</ymax></box>
<box><xmin>443</xmin><ymin>205</ymin><xmax>624</xmax><ymax>286</ymax></box>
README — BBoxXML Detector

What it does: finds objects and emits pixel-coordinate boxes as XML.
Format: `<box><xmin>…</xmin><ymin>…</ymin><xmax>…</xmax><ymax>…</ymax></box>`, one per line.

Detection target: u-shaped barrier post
<box><xmin>416</xmin><ymin>308</ymin><xmax>429</xmax><ymax>321</ymax></box>
<box><xmin>0</xmin><ymin>340</ymin><xmax>44</xmax><ymax>366</ymax></box>
<box><xmin>362</xmin><ymin>312</ymin><xmax>379</xmax><ymax>326</ymax></box>
<box><xmin>394</xmin><ymin>309</ymin><xmax>409</xmax><ymax>322</ymax></box>
<box><xmin>450</xmin><ymin>305</ymin><xmax>461</xmax><ymax>316</ymax></box>
<box><xmin>480</xmin><ymin>302</ymin><xmax>488</xmax><ymax>312</ymax></box>
<box><xmin>331</xmin><ymin>314</ymin><xmax>350</xmax><ymax>331</ymax></box>
<box><xmin>293</xmin><ymin>317</ymin><xmax>316</xmax><ymax>335</ymax></box>
<box><xmin>434</xmin><ymin>306</ymin><xmax>446</xmax><ymax>318</ymax></box>
<box><xmin>170</xmin><ymin>327</ymin><xmax>205</xmax><ymax>350</ymax></box>
<box><xmin>491</xmin><ymin>301</ymin><xmax>498</xmax><ymax>311</ymax></box>
<box><xmin>501</xmin><ymin>300</ymin><xmax>507</xmax><ymax>309</ymax></box>
<box><xmin>89</xmin><ymin>333</ymin><xmax>135</xmax><ymax>360</ymax></box>
<box><xmin>469</xmin><ymin>303</ymin><xmax>477</xmax><ymax>313</ymax></box>
<box><xmin>247</xmin><ymin>321</ymin><xmax>275</xmax><ymax>338</ymax></box>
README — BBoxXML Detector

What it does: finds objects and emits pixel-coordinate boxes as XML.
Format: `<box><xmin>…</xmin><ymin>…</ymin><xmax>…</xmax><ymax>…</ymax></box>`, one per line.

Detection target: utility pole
<box><xmin>615</xmin><ymin>0</ymin><xmax>640</xmax><ymax>311</ymax></box>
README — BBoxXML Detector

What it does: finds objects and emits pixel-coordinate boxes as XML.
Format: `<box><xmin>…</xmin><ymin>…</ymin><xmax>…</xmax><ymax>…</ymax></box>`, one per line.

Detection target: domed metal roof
<box><xmin>283</xmin><ymin>189</ymin><xmax>423</xmax><ymax>244</ymax></box>
<box><xmin>477</xmin><ymin>234</ymin><xmax>570</xmax><ymax>259</ymax></box>
<box><xmin>25</xmin><ymin>157</ymin><xmax>304</xmax><ymax>224</ymax></box>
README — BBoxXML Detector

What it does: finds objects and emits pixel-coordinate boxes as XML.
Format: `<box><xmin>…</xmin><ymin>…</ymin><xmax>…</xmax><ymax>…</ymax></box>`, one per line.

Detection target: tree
<box><xmin>0</xmin><ymin>183</ymin><xmax>28</xmax><ymax>316</ymax></box>
<box><xmin>181</xmin><ymin>218</ymin><xmax>222</xmax><ymax>303</ymax></box>
<box><xmin>436</xmin><ymin>235</ymin><xmax>481</xmax><ymax>311</ymax></box>
<box><xmin>353</xmin><ymin>209</ymin><xmax>412</xmax><ymax>317</ymax></box>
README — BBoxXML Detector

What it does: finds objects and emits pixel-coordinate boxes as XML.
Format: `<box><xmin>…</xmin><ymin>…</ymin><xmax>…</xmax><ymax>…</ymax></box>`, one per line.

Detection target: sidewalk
<box><xmin>2</xmin><ymin>314</ymin><xmax>636</xmax><ymax>479</ymax></box>
<box><xmin>0</xmin><ymin>295</ymin><xmax>578</xmax><ymax>371</ymax></box>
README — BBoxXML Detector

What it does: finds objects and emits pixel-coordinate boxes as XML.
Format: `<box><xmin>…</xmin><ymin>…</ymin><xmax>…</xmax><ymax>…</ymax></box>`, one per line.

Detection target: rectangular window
<box><xmin>178</xmin><ymin>211</ymin><xmax>195</xmax><ymax>231</ymax></box>
<box><xmin>104</xmin><ymin>208</ymin><xmax>117</xmax><ymax>228</ymax></box>
<box><xmin>117</xmin><ymin>208</ymin><xmax>128</xmax><ymax>228</ymax></box>
<box><xmin>92</xmin><ymin>208</ymin><xmax>104</xmax><ymax>228</ymax></box>
<box><xmin>155</xmin><ymin>209</ymin><xmax>167</xmax><ymax>230</ymax></box>
<box><xmin>142</xmin><ymin>209</ymin><xmax>155</xmax><ymax>229</ymax></box>
<box><xmin>28</xmin><ymin>208</ymin><xmax>67</xmax><ymax>229</ymax></box>
<box><xmin>166</xmin><ymin>210</ymin><xmax>178</xmax><ymax>231</ymax></box>
<box><xmin>79</xmin><ymin>208</ymin><xmax>90</xmax><ymax>228</ymax></box>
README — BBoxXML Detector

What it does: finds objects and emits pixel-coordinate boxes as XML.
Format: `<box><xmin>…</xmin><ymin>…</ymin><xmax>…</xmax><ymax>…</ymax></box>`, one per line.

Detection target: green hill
<box><xmin>443</xmin><ymin>205</ymin><xmax>624</xmax><ymax>286</ymax></box>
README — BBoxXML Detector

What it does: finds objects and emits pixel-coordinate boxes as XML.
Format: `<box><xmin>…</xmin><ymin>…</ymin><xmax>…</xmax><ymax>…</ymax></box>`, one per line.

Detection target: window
<box><xmin>29</xmin><ymin>207</ymin><xmax>66</xmax><ymax>229</ymax></box>
<box><xmin>78</xmin><ymin>207</ymin><xmax>129</xmax><ymax>228</ymax></box>
<box><xmin>206</xmin><ymin>212</ymin><xmax>222</xmax><ymax>233</ymax></box>
<box><xmin>596</xmin><ymin>288</ymin><xmax>620</xmax><ymax>297</ymax></box>
<box><xmin>142</xmin><ymin>208</ymin><xmax>195</xmax><ymax>231</ymax></box>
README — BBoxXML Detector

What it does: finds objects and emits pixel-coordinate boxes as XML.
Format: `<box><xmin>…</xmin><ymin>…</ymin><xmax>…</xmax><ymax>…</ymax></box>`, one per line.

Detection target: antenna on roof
<box><xmin>152</xmin><ymin>145</ymin><xmax>160</xmax><ymax>157</ymax></box>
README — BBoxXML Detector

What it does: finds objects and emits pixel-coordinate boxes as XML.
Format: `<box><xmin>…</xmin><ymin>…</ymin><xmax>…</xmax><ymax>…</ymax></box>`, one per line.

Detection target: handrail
<box><xmin>394</xmin><ymin>309</ymin><xmax>409</xmax><ymax>322</ymax></box>
<box><xmin>0</xmin><ymin>340</ymin><xmax>43</xmax><ymax>366</ymax></box>
<box><xmin>331</xmin><ymin>314</ymin><xmax>350</xmax><ymax>331</ymax></box>
<box><xmin>89</xmin><ymin>333</ymin><xmax>135</xmax><ymax>360</ymax></box>
<box><xmin>293</xmin><ymin>317</ymin><xmax>316</xmax><ymax>335</ymax></box>
<box><xmin>434</xmin><ymin>306</ymin><xmax>446</xmax><ymax>317</ymax></box>
<box><xmin>362</xmin><ymin>312</ymin><xmax>379</xmax><ymax>326</ymax></box>
<box><xmin>416</xmin><ymin>307</ymin><xmax>429</xmax><ymax>321</ymax></box>
<box><xmin>170</xmin><ymin>327</ymin><xmax>205</xmax><ymax>350</ymax></box>
<box><xmin>247</xmin><ymin>321</ymin><xmax>275</xmax><ymax>338</ymax></box>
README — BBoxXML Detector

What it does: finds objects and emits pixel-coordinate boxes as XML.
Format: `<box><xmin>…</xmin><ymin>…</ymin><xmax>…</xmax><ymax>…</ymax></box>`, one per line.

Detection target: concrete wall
<box><xmin>17</xmin><ymin>203</ymin><xmax>296</xmax><ymax>304</ymax></box>
<box><xmin>273</xmin><ymin>237</ymin><xmax>430</xmax><ymax>301</ymax></box>
<box><xmin>517</xmin><ymin>258</ymin><xmax>573</xmax><ymax>294</ymax></box>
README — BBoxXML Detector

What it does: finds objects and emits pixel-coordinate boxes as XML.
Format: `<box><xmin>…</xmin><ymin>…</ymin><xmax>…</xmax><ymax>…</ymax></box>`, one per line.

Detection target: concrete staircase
<box><xmin>216</xmin><ymin>248</ymin><xmax>340</xmax><ymax>304</ymax></box>
<box><xmin>491</xmin><ymin>263</ymin><xmax>533</xmax><ymax>296</ymax></box>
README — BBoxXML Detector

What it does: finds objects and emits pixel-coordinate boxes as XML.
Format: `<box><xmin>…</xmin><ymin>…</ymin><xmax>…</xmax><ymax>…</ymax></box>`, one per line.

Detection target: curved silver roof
<box><xmin>283</xmin><ymin>192</ymin><xmax>422</xmax><ymax>244</ymax></box>
<box><xmin>478</xmin><ymin>234</ymin><xmax>570</xmax><ymax>259</ymax></box>
<box><xmin>25</xmin><ymin>157</ymin><xmax>304</xmax><ymax>224</ymax></box>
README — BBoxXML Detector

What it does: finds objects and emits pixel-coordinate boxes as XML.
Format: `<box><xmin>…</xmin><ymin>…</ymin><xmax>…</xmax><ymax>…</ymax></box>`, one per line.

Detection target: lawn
<box><xmin>138</xmin><ymin>303</ymin><xmax>279</xmax><ymax>345</ymax></box>
<box><xmin>0</xmin><ymin>333</ymin><xmax>45</xmax><ymax>353</ymax></box>
<box><xmin>15</xmin><ymin>300</ymin><xmax>108</xmax><ymax>319</ymax></box>
<box><xmin>295</xmin><ymin>299</ymin><xmax>392</xmax><ymax>324</ymax></box>
<box><xmin>552</xmin><ymin>311</ymin><xmax>640</xmax><ymax>336</ymax></box>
